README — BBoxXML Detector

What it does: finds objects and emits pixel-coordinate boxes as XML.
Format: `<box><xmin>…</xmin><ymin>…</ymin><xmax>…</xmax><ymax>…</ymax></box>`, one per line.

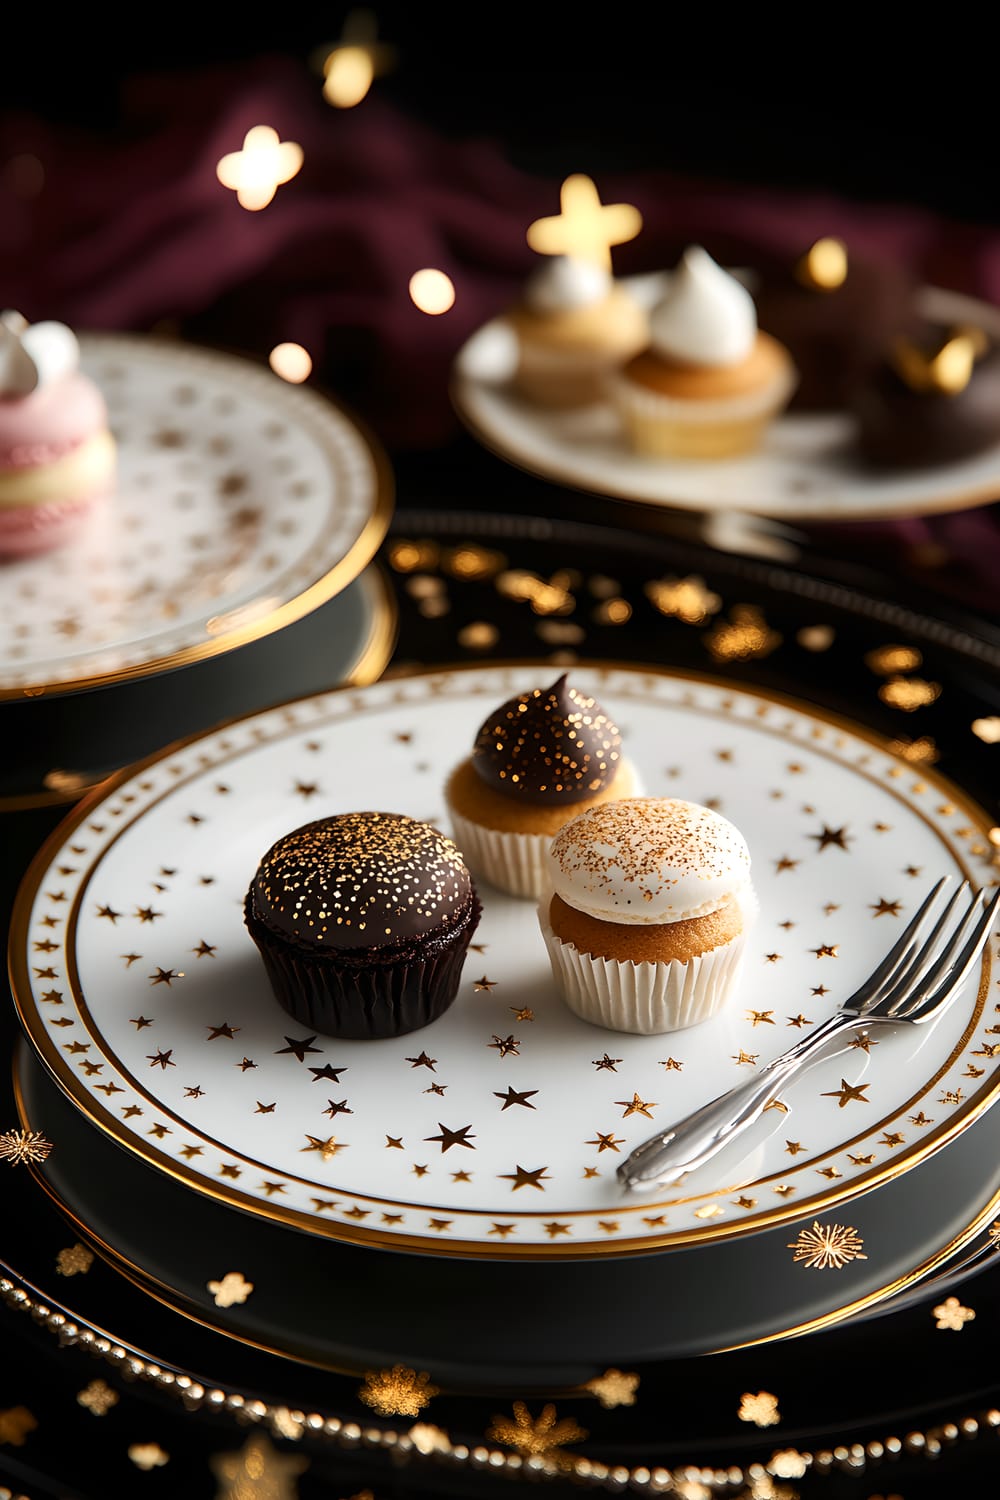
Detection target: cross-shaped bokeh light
<box><xmin>216</xmin><ymin>126</ymin><xmax>303</xmax><ymax>212</ymax></box>
<box><xmin>527</xmin><ymin>174</ymin><xmax>642</xmax><ymax>270</ymax></box>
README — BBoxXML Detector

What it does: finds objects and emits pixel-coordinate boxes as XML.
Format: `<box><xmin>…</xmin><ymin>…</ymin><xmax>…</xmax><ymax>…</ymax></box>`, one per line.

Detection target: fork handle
<box><xmin>618</xmin><ymin>1012</ymin><xmax>858</xmax><ymax>1191</ymax></box>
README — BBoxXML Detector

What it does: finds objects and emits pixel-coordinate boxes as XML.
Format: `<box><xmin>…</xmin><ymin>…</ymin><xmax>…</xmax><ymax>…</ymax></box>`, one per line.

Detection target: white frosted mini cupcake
<box><xmin>507</xmin><ymin>255</ymin><xmax>649</xmax><ymax>407</ymax></box>
<box><xmin>609</xmin><ymin>246</ymin><xmax>796</xmax><ymax>458</ymax></box>
<box><xmin>539</xmin><ymin>797</ymin><xmax>755</xmax><ymax>1033</ymax></box>
<box><xmin>444</xmin><ymin>673</ymin><xmax>641</xmax><ymax>899</ymax></box>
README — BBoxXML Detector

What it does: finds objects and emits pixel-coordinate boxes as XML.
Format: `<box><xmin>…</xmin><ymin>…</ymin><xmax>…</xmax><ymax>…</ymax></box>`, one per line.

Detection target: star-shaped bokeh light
<box><xmin>527</xmin><ymin>174</ymin><xmax>642</xmax><ymax>270</ymax></box>
<box><xmin>216</xmin><ymin>126</ymin><xmax>303</xmax><ymax>211</ymax></box>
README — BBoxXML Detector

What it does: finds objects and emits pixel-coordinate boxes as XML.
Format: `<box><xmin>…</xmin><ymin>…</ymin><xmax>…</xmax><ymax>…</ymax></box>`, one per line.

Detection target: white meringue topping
<box><xmin>0</xmin><ymin>310</ymin><xmax>80</xmax><ymax>397</ymax></box>
<box><xmin>524</xmin><ymin>255</ymin><xmax>612</xmax><ymax>315</ymax></box>
<box><xmin>547</xmin><ymin>797</ymin><xmax>752</xmax><ymax>925</ymax></box>
<box><xmin>649</xmin><ymin>247</ymin><xmax>757</xmax><ymax>368</ymax></box>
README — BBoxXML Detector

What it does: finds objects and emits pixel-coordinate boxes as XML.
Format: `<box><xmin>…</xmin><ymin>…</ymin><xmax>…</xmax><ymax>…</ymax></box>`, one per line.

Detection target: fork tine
<box><xmin>853</xmin><ymin>877</ymin><xmax>951</xmax><ymax>1009</ymax></box>
<box><xmin>898</xmin><ymin>887</ymin><xmax>1000</xmax><ymax>1021</ymax></box>
<box><xmin>881</xmin><ymin>883</ymin><xmax>979</xmax><ymax>1016</ymax></box>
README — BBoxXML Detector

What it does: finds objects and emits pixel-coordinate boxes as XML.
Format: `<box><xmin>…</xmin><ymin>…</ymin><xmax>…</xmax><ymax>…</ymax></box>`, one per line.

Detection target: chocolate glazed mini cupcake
<box><xmin>245</xmin><ymin>812</ymin><xmax>481</xmax><ymax>1039</ymax></box>
<box><xmin>444</xmin><ymin>674</ymin><xmax>640</xmax><ymax>899</ymax></box>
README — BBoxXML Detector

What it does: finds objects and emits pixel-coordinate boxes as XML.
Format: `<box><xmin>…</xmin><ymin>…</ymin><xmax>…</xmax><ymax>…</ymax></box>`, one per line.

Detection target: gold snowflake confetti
<box><xmin>128</xmin><ymin>1443</ymin><xmax>170</xmax><ymax>1469</ymax></box>
<box><xmin>486</xmin><ymin>1402</ymin><xmax>587</xmax><ymax>1466</ymax></box>
<box><xmin>583</xmin><ymin>1368</ymin><xmax>639</xmax><ymax>1408</ymax></box>
<box><xmin>55</xmin><ymin>1243</ymin><xmax>94</xmax><ymax>1276</ymax></box>
<box><xmin>933</xmin><ymin>1296</ymin><xmax>976</xmax><ymax>1331</ymax></box>
<box><xmin>788</xmin><ymin>1221</ymin><xmax>867</xmax><ymax>1270</ymax></box>
<box><xmin>211</xmin><ymin>1432</ymin><xmax>308</xmax><ymax>1500</ymax></box>
<box><xmin>0</xmin><ymin>1129</ymin><xmax>52</xmax><ymax>1166</ymax></box>
<box><xmin>358</xmin><ymin>1365</ymin><xmax>438</xmax><ymax>1417</ymax></box>
<box><xmin>77</xmin><ymin>1379</ymin><xmax>118</xmax><ymax>1416</ymax></box>
<box><xmin>207</xmin><ymin>1271</ymin><xmax>254</xmax><ymax>1307</ymax></box>
<box><xmin>408</xmin><ymin>1422</ymin><xmax>452</xmax><ymax>1454</ymax></box>
<box><xmin>738</xmin><ymin>1391</ymin><xmax>781</xmax><ymax>1426</ymax></box>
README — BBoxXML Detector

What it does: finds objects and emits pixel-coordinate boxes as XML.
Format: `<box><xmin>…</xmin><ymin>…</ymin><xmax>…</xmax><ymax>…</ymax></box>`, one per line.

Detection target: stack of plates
<box><xmin>9</xmin><ymin>661</ymin><xmax>1000</xmax><ymax>1389</ymax></box>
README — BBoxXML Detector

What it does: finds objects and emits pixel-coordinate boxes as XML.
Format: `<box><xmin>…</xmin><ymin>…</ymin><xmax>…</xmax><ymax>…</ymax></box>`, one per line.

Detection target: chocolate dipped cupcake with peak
<box><xmin>444</xmin><ymin>673</ymin><xmax>641</xmax><ymax>899</ymax></box>
<box><xmin>538</xmin><ymin>797</ymin><xmax>756</xmax><ymax>1034</ymax></box>
<box><xmin>245</xmin><ymin>812</ymin><xmax>481</xmax><ymax>1039</ymax></box>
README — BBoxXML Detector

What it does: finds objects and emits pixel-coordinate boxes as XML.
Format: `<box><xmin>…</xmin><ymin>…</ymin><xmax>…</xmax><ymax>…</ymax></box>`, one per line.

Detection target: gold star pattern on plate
<box><xmin>301</xmin><ymin>1134</ymin><xmax>346</xmax><ymax>1160</ymax></box>
<box><xmin>424</xmin><ymin>1082</ymin><xmax>446</xmax><ymax>1096</ymax></box>
<box><xmin>583</xmin><ymin>1368</ymin><xmax>639</xmax><ymax>1408</ymax></box>
<box><xmin>510</xmin><ymin>1006</ymin><xmax>534</xmax><ymax>1021</ymax></box>
<box><xmin>788</xmin><ymin>1221</ymin><xmax>867</xmax><ymax>1269</ymax></box>
<box><xmin>358</xmin><ymin>1364</ymin><xmax>438</xmax><ymax>1417</ymax></box>
<box><xmin>660</xmin><ymin>1056</ymin><xmax>684</xmax><ymax>1071</ymax></box>
<box><xmin>810</xmin><ymin>825</ymin><xmax>851</xmax><ymax>852</ymax></box>
<box><xmin>848</xmin><ymin>1152</ymin><xmax>876</xmax><ymax>1166</ymax></box>
<box><xmin>411</xmin><ymin>1163</ymin><xmax>429</xmax><ymax>1177</ymax></box>
<box><xmin>849</xmin><ymin>1032</ymin><xmax>878</xmax><ymax>1052</ymax></box>
<box><xmin>821</xmin><ymin>1078</ymin><xmax>869</xmax><ymax>1107</ymax></box>
<box><xmin>293</xmin><ymin>781</ymin><xmax>319</xmax><ymax>798</ymax></box>
<box><xmin>211</xmin><ymin>1432</ymin><xmax>307</xmax><ymax>1500</ymax></box>
<box><xmin>134</xmin><ymin>906</ymin><xmax>163</xmax><ymax>924</ymax></box>
<box><xmin>473</xmin><ymin>975</ymin><xmax>497</xmax><ymax>992</ymax></box>
<box><xmin>486</xmin><ymin>1401</ymin><xmax>586</xmax><ymax>1464</ymax></box>
<box><xmin>149</xmin><ymin>967</ymin><xmax>182</xmax><ymax>986</ymax></box>
<box><xmin>763</xmin><ymin>953</ymin><xmax>782</xmax><ymax>964</ymax></box>
<box><xmin>495</xmin><ymin>1086</ymin><xmax>538</xmax><ymax>1110</ymax></box>
<box><xmin>192</xmin><ymin>940</ymin><xmax>217</xmax><ymax>958</ymax></box>
<box><xmin>774</xmin><ymin>856</ymin><xmax>798</xmax><ymax>873</ymax></box>
<box><xmin>586</xmin><ymin>1131</ymin><xmax>625</xmax><ymax>1153</ymax></box>
<box><xmin>738</xmin><ymin>1390</ymin><xmax>780</xmax><ymax>1427</ymax></box>
<box><xmin>811</xmin><ymin>943</ymin><xmax>839</xmax><ymax>958</ymax></box>
<box><xmin>207</xmin><ymin>1022</ymin><xmax>239</xmax><ymax>1040</ymax></box>
<box><xmin>490</xmin><ymin>1222</ymin><xmax>516</xmax><ymax>1236</ymax></box>
<box><xmin>939</xmin><ymin>1088</ymin><xmax>965</xmax><ymax>1105</ymax></box>
<box><xmin>764</xmin><ymin>1099</ymin><xmax>790</xmax><ymax>1114</ymax></box>
<box><xmin>147</xmin><ymin>1049</ymin><xmax>175</xmax><ymax>1070</ymax></box>
<box><xmin>594</xmin><ymin>1054</ymin><xmax>623</xmax><ymax>1071</ymax></box>
<box><xmin>236</xmin><ymin>1057</ymin><xmax>257</xmax><ymax>1072</ymax></box>
<box><xmin>308</xmin><ymin>1062</ymin><xmax>347</xmax><ymax>1082</ymax></box>
<box><xmin>785</xmin><ymin>1140</ymin><xmax>806</xmax><ymax>1156</ymax></box>
<box><xmin>207</xmin><ymin>1271</ymin><xmax>253</xmax><ymax>1307</ymax></box>
<box><xmin>451</xmin><ymin>1170</ymin><xmax>472</xmax><ymax>1183</ymax></box>
<box><xmin>424</xmin><ymin>1122</ymin><xmax>476</xmax><ymax>1152</ymax></box>
<box><xmin>871</xmin><ymin>897</ymin><xmax>903</xmax><ymax>917</ymax></box>
<box><xmin>275</xmin><ymin>1034</ymin><xmax>321</xmax><ymax>1062</ymax></box>
<box><xmin>934</xmin><ymin>1296</ymin><xmax>976</xmax><ymax>1331</ymax></box>
<box><xmin>55</xmin><ymin>1243</ymin><xmax>93</xmax><ymax>1276</ymax></box>
<box><xmin>909</xmin><ymin>1111</ymin><xmax>933</xmax><ymax>1126</ymax></box>
<box><xmin>490</xmin><ymin>1034</ymin><xmax>520</xmax><ymax>1058</ymax></box>
<box><xmin>733</xmin><ymin>1051</ymin><xmax>758</xmax><ymax>1066</ymax></box>
<box><xmin>499</xmin><ymin>1164</ymin><xmax>549</xmax><ymax>1191</ymax></box>
<box><xmin>735</xmin><ymin>1196</ymin><xmax>757</xmax><ymax>1209</ymax></box>
<box><xmin>0</xmin><ymin>1406</ymin><xmax>37</xmax><ymax>1445</ymax></box>
<box><xmin>121</xmin><ymin>952</ymin><xmax>142</xmax><ymax>967</ymax></box>
<box><xmin>323</xmin><ymin>1098</ymin><xmax>352</xmax><ymax>1118</ymax></box>
<box><xmin>77</xmin><ymin>1380</ymin><xmax>118</xmax><ymax>1416</ymax></box>
<box><xmin>616</xmin><ymin>1093</ymin><xmax>656</xmax><ymax>1118</ymax></box>
<box><xmin>96</xmin><ymin>904</ymin><xmax>121</xmax><ymax>923</ymax></box>
<box><xmin>786</xmin><ymin>1014</ymin><xmax>812</xmax><ymax>1027</ymax></box>
<box><xmin>747</xmin><ymin>1009</ymin><xmax>776</xmax><ymax>1025</ymax></box>
<box><xmin>385</xmin><ymin>1135</ymin><xmax>403</xmax><ymax>1148</ymax></box>
<box><xmin>0</xmin><ymin>1128</ymin><xmax>53</xmax><ymax>1165</ymax></box>
<box><xmin>405</xmin><ymin>1052</ymin><xmax>436</xmax><ymax>1070</ymax></box>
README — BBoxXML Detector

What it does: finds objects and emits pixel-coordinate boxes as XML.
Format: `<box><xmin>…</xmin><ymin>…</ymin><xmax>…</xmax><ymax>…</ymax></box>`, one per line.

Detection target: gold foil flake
<box><xmin>704</xmin><ymin>606</ymin><xmax>782</xmax><ymax>663</ymax></box>
<box><xmin>55</xmin><ymin>1244</ymin><xmax>93</xmax><ymax>1277</ymax></box>
<box><xmin>408</xmin><ymin>1422</ymin><xmax>452</xmax><ymax>1454</ymax></box>
<box><xmin>486</xmin><ymin>1401</ymin><xmax>587</xmax><ymax>1464</ymax></box>
<box><xmin>77</xmin><ymin>1380</ymin><xmax>118</xmax><ymax>1416</ymax></box>
<box><xmin>211</xmin><ymin>1433</ymin><xmax>308</xmax><ymax>1500</ymax></box>
<box><xmin>359</xmin><ymin>1365</ymin><xmax>438</xmax><ymax>1417</ymax></box>
<box><xmin>457</xmin><ymin>622</ymin><xmax>499</xmax><ymax>651</ymax></box>
<box><xmin>128</xmin><ymin>1443</ymin><xmax>170</xmax><ymax>1470</ymax></box>
<box><xmin>934</xmin><ymin>1296</ymin><xmax>976</xmax><ymax>1331</ymax></box>
<box><xmin>0</xmin><ymin>1129</ymin><xmax>52</xmax><ymax>1166</ymax></box>
<box><xmin>795</xmin><ymin>237</ymin><xmax>848</xmax><ymax>291</ymax></box>
<box><xmin>584</xmin><ymin>1369</ymin><xmax>639</xmax><ymax>1408</ymax></box>
<box><xmin>972</xmin><ymin>717</ymin><xmax>1000</xmax><ymax>743</ymax></box>
<box><xmin>526</xmin><ymin>173</ymin><xmax>641</xmax><ymax>270</ymax></box>
<box><xmin>888</xmin><ymin>735</ymin><xmax>940</xmax><ymax>764</ymax></box>
<box><xmin>788</xmin><ymin>1221</ymin><xmax>867</xmax><ymax>1269</ymax></box>
<box><xmin>796</xmin><ymin>624</ymin><xmax>835</xmax><ymax>652</ymax></box>
<box><xmin>0</xmin><ymin>1405</ymin><xmax>37</xmax><ymax>1446</ymax></box>
<box><xmin>738</xmin><ymin>1391</ymin><xmax>781</xmax><ymax>1427</ymax></box>
<box><xmin>865</xmin><ymin>644</ymin><xmax>923</xmax><ymax>676</ymax></box>
<box><xmin>879</xmin><ymin>676</ymin><xmax>942</xmax><ymax>711</ymax></box>
<box><xmin>207</xmin><ymin>1271</ymin><xmax>254</xmax><ymax>1308</ymax></box>
<box><xmin>645</xmin><ymin>574</ymin><xmax>721</xmax><ymax>624</ymax></box>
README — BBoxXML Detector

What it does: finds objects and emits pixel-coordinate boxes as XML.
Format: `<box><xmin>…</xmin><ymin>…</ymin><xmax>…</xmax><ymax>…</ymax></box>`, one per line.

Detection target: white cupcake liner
<box><xmin>446</xmin><ymin>807</ymin><xmax>551</xmax><ymax>899</ymax></box>
<box><xmin>537</xmin><ymin>890</ymin><xmax>756</xmax><ymax>1034</ymax></box>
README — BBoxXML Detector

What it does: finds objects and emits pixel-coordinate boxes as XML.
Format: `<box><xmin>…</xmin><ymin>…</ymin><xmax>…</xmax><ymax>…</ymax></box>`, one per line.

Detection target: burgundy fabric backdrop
<box><xmin>2</xmin><ymin>54</ymin><xmax>999</xmax><ymax>609</ymax></box>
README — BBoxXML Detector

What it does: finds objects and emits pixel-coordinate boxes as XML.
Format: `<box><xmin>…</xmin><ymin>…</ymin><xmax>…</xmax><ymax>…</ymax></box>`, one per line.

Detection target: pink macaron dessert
<box><xmin>0</xmin><ymin>310</ymin><xmax>116</xmax><ymax>557</ymax></box>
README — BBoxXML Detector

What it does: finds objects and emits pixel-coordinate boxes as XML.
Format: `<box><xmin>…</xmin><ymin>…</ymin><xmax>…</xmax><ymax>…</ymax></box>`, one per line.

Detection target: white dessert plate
<box><xmin>0</xmin><ymin>334</ymin><xmax>393</xmax><ymax>698</ymax></box>
<box><xmin>451</xmin><ymin>278</ymin><xmax>1000</xmax><ymax>522</ymax></box>
<box><xmin>8</xmin><ymin>661</ymin><xmax>1000</xmax><ymax>1259</ymax></box>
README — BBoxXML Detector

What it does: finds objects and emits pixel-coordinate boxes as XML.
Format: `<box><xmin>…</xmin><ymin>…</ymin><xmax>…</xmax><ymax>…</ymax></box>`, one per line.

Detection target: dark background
<box><xmin>4</xmin><ymin>5</ymin><xmax>998</xmax><ymax>224</ymax></box>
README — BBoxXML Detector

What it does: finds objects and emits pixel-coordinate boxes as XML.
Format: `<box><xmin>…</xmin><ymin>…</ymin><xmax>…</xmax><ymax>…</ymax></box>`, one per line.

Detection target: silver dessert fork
<box><xmin>617</xmin><ymin>878</ymin><xmax>1000</xmax><ymax>1193</ymax></box>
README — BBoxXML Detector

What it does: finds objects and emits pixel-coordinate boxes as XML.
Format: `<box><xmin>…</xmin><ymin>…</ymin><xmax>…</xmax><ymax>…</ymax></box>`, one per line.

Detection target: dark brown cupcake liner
<box><xmin>244</xmin><ymin>892</ymin><xmax>481</xmax><ymax>1040</ymax></box>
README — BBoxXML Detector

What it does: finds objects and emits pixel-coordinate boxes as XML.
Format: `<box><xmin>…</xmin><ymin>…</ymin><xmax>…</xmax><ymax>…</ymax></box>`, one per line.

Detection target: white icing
<box><xmin>649</xmin><ymin>247</ymin><xmax>756</xmax><ymax>368</ymax></box>
<box><xmin>547</xmin><ymin>797</ymin><xmax>752</xmax><ymax>925</ymax></box>
<box><xmin>525</xmin><ymin>256</ymin><xmax>612</xmax><ymax>315</ymax></box>
<box><xmin>0</xmin><ymin>310</ymin><xmax>80</xmax><ymax>397</ymax></box>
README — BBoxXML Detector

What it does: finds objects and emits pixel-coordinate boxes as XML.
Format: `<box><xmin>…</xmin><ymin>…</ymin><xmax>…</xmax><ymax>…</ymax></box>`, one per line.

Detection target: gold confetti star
<box><xmin>527</xmin><ymin>173</ymin><xmax>641</xmax><ymax>270</ymax></box>
<box><xmin>738</xmin><ymin>1391</ymin><xmax>780</xmax><ymax>1427</ymax></box>
<box><xmin>255</xmin><ymin>1101</ymin><xmax>275</xmax><ymax>1114</ymax></box>
<box><xmin>811</xmin><ymin>985</ymin><xmax>830</xmax><ymax>996</ymax></box>
<box><xmin>385</xmin><ymin>1135</ymin><xmax>403</xmax><ymax>1148</ymax></box>
<box><xmin>424</xmin><ymin>1082</ymin><xmax>446</xmax><ymax>1096</ymax></box>
<box><xmin>276</xmin><ymin>1035</ymin><xmax>321</xmax><ymax>1062</ymax></box>
<box><xmin>594</xmin><ymin>1054</ymin><xmax>622</xmax><ymax>1071</ymax></box>
<box><xmin>490</xmin><ymin>1223</ymin><xmax>516</xmax><ymax>1236</ymax></box>
<box><xmin>821</xmin><ymin>1079</ymin><xmax>869</xmax><ymax>1107</ymax></box>
<box><xmin>473</xmin><ymin>975</ymin><xmax>497</xmax><ymax>992</ymax></box>
<box><xmin>77</xmin><ymin>1380</ymin><xmax>118</xmax><ymax>1416</ymax></box>
<box><xmin>55</xmin><ymin>1243</ymin><xmax>93</xmax><ymax>1276</ymax></box>
<box><xmin>322</xmin><ymin>1098</ymin><xmax>352</xmax><ymax>1119</ymax></box>
<box><xmin>871</xmin><ymin>897</ymin><xmax>903</xmax><ymax>917</ymax></box>
<box><xmin>763</xmin><ymin>953</ymin><xmax>782</xmax><ymax>965</ymax></box>
<box><xmin>359</xmin><ymin>1365</ymin><xmax>438</xmax><ymax>1417</ymax></box>
<box><xmin>733</xmin><ymin>1050</ymin><xmax>758</xmax><ymax>1066</ymax></box>
<box><xmin>490</xmin><ymin>1034</ymin><xmax>520</xmax><ymax>1058</ymax></box>
<box><xmin>207</xmin><ymin>1022</ymin><xmax>239</xmax><ymax>1040</ymax></box>
<box><xmin>934</xmin><ymin>1296</ymin><xmax>976</xmax><ymax>1331</ymax></box>
<box><xmin>810</xmin><ymin>825</ymin><xmax>851</xmax><ymax>852</ymax></box>
<box><xmin>616</xmin><ymin>1093</ymin><xmax>656</xmax><ymax>1118</ymax></box>
<box><xmin>207</xmin><ymin>1271</ymin><xmax>253</xmax><ymax>1307</ymax></box>
<box><xmin>219</xmin><ymin>1163</ymin><xmax>241</xmax><ymax>1179</ymax></box>
<box><xmin>785</xmin><ymin>1140</ymin><xmax>806</xmax><ymax>1155</ymax></box>
<box><xmin>406</xmin><ymin>1051</ymin><xmax>437</xmax><ymax>1070</ymax></box>
<box><xmin>660</xmin><ymin>1057</ymin><xmax>684</xmax><ymax>1072</ymax></box>
<box><xmin>788</xmin><ymin>1221</ymin><xmax>867</xmax><ymax>1269</ymax></box>
<box><xmin>96</xmin><ymin>904</ymin><xmax>121</xmax><ymax>923</ymax></box>
<box><xmin>880</xmin><ymin>1131</ymin><xmax>905</xmax><ymax>1147</ymax></box>
<box><xmin>192</xmin><ymin>940</ymin><xmax>216</xmax><ymax>958</ymax></box>
<box><xmin>747</xmin><ymin>1009</ymin><xmax>776</xmax><ymax>1025</ymax></box>
<box><xmin>583</xmin><ymin>1369</ymin><xmax>640</xmax><ymax>1409</ymax></box>
<box><xmin>451</xmin><ymin>1170</ymin><xmax>472</xmax><ymax>1183</ymax></box>
<box><xmin>487</xmin><ymin>1400</ymin><xmax>587</xmax><ymax>1462</ymax></box>
<box><xmin>499</xmin><ymin>1164</ymin><xmax>549</xmax><ymax>1191</ymax></box>
<box><xmin>510</xmin><ymin>1006</ymin><xmax>534</xmax><ymax>1021</ymax></box>
<box><xmin>130</xmin><ymin>1016</ymin><xmax>153</xmax><ymax>1030</ymax></box>
<box><xmin>850</xmin><ymin>1032</ymin><xmax>878</xmax><ymax>1052</ymax></box>
<box><xmin>146</xmin><ymin>1049</ymin><xmax>175</xmax><ymax>1069</ymax></box>
<box><xmin>301</xmin><ymin>1134</ymin><xmax>346</xmax><ymax>1160</ymax></box>
<box><xmin>134</xmin><ymin>906</ymin><xmax>162</xmax><ymax>924</ymax></box>
<box><xmin>494</xmin><ymin>1086</ymin><xmax>538</xmax><ymax>1110</ymax></box>
<box><xmin>308</xmin><ymin>1062</ymin><xmax>347</xmax><ymax>1082</ymax></box>
<box><xmin>774</xmin><ymin>856</ymin><xmax>798</xmax><ymax>873</ymax></box>
<box><xmin>848</xmin><ymin>1152</ymin><xmax>876</xmax><ymax>1165</ymax></box>
<box><xmin>586</xmin><ymin>1131</ymin><xmax>625</xmax><ymax>1153</ymax></box>
<box><xmin>786</xmin><ymin>1014</ymin><xmax>812</xmax><ymax>1027</ymax></box>
<box><xmin>236</xmin><ymin>1057</ymin><xmax>257</xmax><ymax>1072</ymax></box>
<box><xmin>811</xmin><ymin>943</ymin><xmax>839</xmax><ymax>959</ymax></box>
<box><xmin>910</xmin><ymin>1111</ymin><xmax>933</xmax><ymax>1126</ymax></box>
<box><xmin>411</xmin><ymin>1163</ymin><xmax>429</xmax><ymax>1177</ymax></box>
<box><xmin>424</xmin><ymin>1122</ymin><xmax>476</xmax><ymax>1152</ymax></box>
<box><xmin>216</xmin><ymin>124</ymin><xmax>303</xmax><ymax>211</ymax></box>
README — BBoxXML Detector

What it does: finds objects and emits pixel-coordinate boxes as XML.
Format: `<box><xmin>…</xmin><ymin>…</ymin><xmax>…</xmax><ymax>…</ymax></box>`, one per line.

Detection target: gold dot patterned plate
<box><xmin>0</xmin><ymin>334</ymin><xmax>393</xmax><ymax>699</ymax></box>
<box><xmin>452</xmin><ymin>280</ymin><xmax>1000</xmax><ymax>522</ymax></box>
<box><xmin>8</xmin><ymin>662</ymin><xmax>1000</xmax><ymax>1258</ymax></box>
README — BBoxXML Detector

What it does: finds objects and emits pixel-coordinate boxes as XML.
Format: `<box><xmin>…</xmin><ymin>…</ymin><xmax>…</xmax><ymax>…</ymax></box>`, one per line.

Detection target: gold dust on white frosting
<box><xmin>253</xmin><ymin>812</ymin><xmax>471</xmax><ymax>945</ymax></box>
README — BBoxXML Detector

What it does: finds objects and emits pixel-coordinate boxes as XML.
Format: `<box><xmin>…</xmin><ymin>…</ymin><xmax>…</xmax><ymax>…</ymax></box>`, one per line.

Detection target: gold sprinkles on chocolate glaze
<box><xmin>471</xmin><ymin>674</ymin><xmax>622</xmax><ymax>805</ymax></box>
<box><xmin>251</xmin><ymin>813</ymin><xmax>472</xmax><ymax>948</ymax></box>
